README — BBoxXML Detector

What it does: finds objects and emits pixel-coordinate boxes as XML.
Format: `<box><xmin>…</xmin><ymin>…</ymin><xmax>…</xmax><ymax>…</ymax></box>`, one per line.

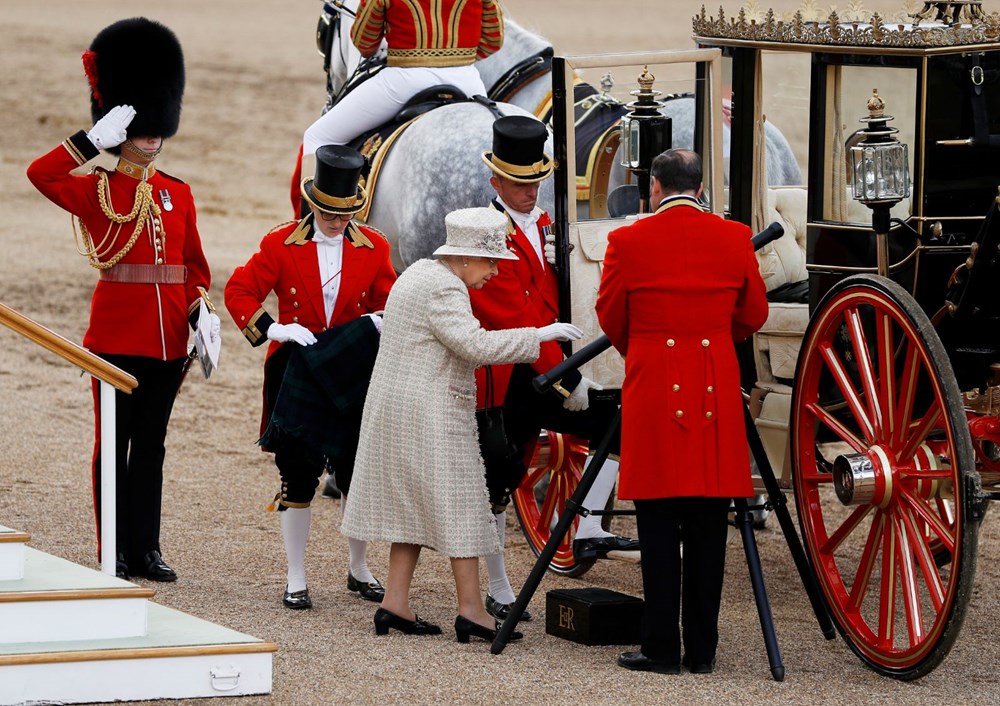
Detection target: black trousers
<box><xmin>92</xmin><ymin>354</ymin><xmax>185</xmax><ymax>564</ymax></box>
<box><xmin>633</xmin><ymin>496</ymin><xmax>731</xmax><ymax>665</ymax></box>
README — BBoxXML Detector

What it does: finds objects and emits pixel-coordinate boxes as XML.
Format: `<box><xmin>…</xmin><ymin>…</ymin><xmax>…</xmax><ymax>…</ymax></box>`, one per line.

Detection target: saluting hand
<box><xmin>87</xmin><ymin>104</ymin><xmax>136</xmax><ymax>151</ymax></box>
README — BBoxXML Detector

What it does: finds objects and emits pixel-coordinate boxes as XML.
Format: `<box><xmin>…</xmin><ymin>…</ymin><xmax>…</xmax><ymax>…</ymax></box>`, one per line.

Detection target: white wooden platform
<box><xmin>0</xmin><ymin>525</ymin><xmax>277</xmax><ymax>705</ymax></box>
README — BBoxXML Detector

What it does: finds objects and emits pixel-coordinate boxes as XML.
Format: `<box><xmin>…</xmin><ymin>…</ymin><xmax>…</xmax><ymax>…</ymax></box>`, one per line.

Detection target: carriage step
<box><xmin>0</xmin><ymin>602</ymin><xmax>277</xmax><ymax>705</ymax></box>
<box><xmin>0</xmin><ymin>525</ymin><xmax>30</xmax><ymax>581</ymax></box>
<box><xmin>0</xmin><ymin>547</ymin><xmax>154</xmax><ymax>644</ymax></box>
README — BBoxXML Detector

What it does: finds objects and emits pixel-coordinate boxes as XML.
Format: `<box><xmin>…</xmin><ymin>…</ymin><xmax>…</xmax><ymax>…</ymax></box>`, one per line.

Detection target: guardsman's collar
<box><xmin>115</xmin><ymin>157</ymin><xmax>156</xmax><ymax>181</ymax></box>
<box><xmin>489</xmin><ymin>199</ymin><xmax>517</xmax><ymax>238</ymax></box>
<box><xmin>653</xmin><ymin>194</ymin><xmax>706</xmax><ymax>215</ymax></box>
<box><xmin>283</xmin><ymin>212</ymin><xmax>373</xmax><ymax>248</ymax></box>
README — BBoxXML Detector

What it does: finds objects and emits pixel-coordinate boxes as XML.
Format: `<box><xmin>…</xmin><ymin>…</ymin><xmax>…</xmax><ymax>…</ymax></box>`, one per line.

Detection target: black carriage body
<box><xmin>696</xmin><ymin>37</ymin><xmax>1000</xmax><ymax>392</ymax></box>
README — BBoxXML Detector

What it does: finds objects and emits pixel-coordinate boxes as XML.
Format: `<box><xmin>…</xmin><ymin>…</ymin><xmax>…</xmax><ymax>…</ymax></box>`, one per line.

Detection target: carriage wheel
<box><xmin>512</xmin><ymin>430</ymin><xmax>610</xmax><ymax>577</ymax></box>
<box><xmin>791</xmin><ymin>275</ymin><xmax>982</xmax><ymax>680</ymax></box>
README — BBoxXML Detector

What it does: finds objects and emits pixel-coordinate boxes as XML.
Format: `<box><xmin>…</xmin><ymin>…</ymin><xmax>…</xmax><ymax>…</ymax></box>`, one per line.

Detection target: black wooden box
<box><xmin>545</xmin><ymin>587</ymin><xmax>643</xmax><ymax>645</ymax></box>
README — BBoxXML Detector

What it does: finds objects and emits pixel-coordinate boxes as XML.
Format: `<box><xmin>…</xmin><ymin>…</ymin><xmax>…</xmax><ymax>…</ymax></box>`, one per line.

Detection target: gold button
<box><xmin>707</xmin><ymin>386</ymin><xmax>714</xmax><ymax>393</ymax></box>
<box><xmin>705</xmin><ymin>411</ymin><xmax>713</xmax><ymax>419</ymax></box>
<box><xmin>156</xmin><ymin>258</ymin><xmax>163</xmax><ymax>264</ymax></box>
<box><xmin>666</xmin><ymin>339</ymin><xmax>675</xmax><ymax>347</ymax></box>
<box><xmin>293</xmin><ymin>301</ymin><xmax>299</xmax><ymax>308</ymax></box>
<box><xmin>240</xmin><ymin>315</ymin><xmax>245</xmax><ymax>321</ymax></box>
<box><xmin>524</xmin><ymin>290</ymin><xmax>530</xmax><ymax>296</ymax></box>
<box><xmin>293</xmin><ymin>316</ymin><xmax>299</xmax><ymax>322</ymax></box>
<box><xmin>290</xmin><ymin>287</ymin><xmax>297</xmax><ymax>295</ymax></box>
<box><xmin>675</xmin><ymin>410</ymin><xmax>684</xmax><ymax>418</ymax></box>
<box><xmin>362</xmin><ymin>291</ymin><xmax>367</xmax><ymax>297</ymax></box>
<box><xmin>702</xmin><ymin>339</ymin><xmax>710</xmax><ymax>347</ymax></box>
<box><xmin>672</xmin><ymin>384</ymin><xmax>680</xmax><ymax>392</ymax></box>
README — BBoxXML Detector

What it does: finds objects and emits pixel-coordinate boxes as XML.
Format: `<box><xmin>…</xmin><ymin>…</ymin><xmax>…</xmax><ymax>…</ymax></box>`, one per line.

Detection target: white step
<box><xmin>0</xmin><ymin>526</ymin><xmax>29</xmax><ymax>581</ymax></box>
<box><xmin>0</xmin><ymin>602</ymin><xmax>277</xmax><ymax>705</ymax></box>
<box><xmin>0</xmin><ymin>547</ymin><xmax>153</xmax><ymax>644</ymax></box>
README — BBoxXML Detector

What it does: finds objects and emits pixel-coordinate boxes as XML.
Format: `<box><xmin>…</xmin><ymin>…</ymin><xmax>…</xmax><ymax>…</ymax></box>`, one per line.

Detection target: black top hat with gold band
<box><xmin>301</xmin><ymin>145</ymin><xmax>369</xmax><ymax>215</ymax></box>
<box><xmin>84</xmin><ymin>18</ymin><xmax>185</xmax><ymax>148</ymax></box>
<box><xmin>481</xmin><ymin>115</ymin><xmax>554</xmax><ymax>184</ymax></box>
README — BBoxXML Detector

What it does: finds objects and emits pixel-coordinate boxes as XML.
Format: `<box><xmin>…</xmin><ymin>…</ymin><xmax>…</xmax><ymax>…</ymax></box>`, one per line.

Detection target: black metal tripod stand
<box><xmin>489</xmin><ymin>334</ymin><xmax>836</xmax><ymax>681</ymax></box>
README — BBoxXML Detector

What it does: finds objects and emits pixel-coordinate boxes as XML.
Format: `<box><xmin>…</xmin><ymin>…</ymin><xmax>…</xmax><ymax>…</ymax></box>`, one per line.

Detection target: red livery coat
<box><xmin>27</xmin><ymin>132</ymin><xmax>211</xmax><ymax>360</ymax></box>
<box><xmin>469</xmin><ymin>205</ymin><xmax>564</xmax><ymax>408</ymax></box>
<box><xmin>595</xmin><ymin>199</ymin><xmax>768</xmax><ymax>500</ymax></box>
<box><xmin>352</xmin><ymin>0</ymin><xmax>504</xmax><ymax>67</ymax></box>
<box><xmin>224</xmin><ymin>217</ymin><xmax>397</xmax><ymax>429</ymax></box>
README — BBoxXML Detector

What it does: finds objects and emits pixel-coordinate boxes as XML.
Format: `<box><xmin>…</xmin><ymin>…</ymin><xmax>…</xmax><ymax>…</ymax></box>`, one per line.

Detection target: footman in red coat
<box><xmin>596</xmin><ymin>148</ymin><xmax>768</xmax><ymax>674</ymax></box>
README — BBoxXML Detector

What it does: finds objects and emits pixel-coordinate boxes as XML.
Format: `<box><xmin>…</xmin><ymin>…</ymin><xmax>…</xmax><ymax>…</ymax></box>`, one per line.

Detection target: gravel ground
<box><xmin>2</xmin><ymin>1</ymin><xmax>999</xmax><ymax>704</ymax></box>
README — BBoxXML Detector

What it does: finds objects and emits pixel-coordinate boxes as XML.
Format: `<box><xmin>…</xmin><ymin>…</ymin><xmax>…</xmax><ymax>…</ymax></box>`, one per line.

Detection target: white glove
<box><xmin>537</xmin><ymin>323</ymin><xmax>584</xmax><ymax>343</ymax></box>
<box><xmin>364</xmin><ymin>313</ymin><xmax>383</xmax><ymax>334</ymax></box>
<box><xmin>86</xmin><ymin>104</ymin><xmax>136</xmax><ymax>150</ymax></box>
<box><xmin>564</xmin><ymin>376</ymin><xmax>602</xmax><ymax>412</ymax></box>
<box><xmin>543</xmin><ymin>232</ymin><xmax>574</xmax><ymax>267</ymax></box>
<box><xmin>208</xmin><ymin>313</ymin><xmax>221</xmax><ymax>344</ymax></box>
<box><xmin>267</xmin><ymin>322</ymin><xmax>317</xmax><ymax>346</ymax></box>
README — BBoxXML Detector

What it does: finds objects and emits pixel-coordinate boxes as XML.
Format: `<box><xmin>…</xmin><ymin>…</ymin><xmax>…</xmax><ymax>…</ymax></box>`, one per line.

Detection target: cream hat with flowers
<box><xmin>433</xmin><ymin>208</ymin><xmax>519</xmax><ymax>260</ymax></box>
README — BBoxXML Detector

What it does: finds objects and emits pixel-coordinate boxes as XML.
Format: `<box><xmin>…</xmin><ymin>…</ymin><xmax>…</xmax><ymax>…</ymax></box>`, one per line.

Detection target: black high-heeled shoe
<box><xmin>373</xmin><ymin>607</ymin><xmax>442</xmax><ymax>636</ymax></box>
<box><xmin>454</xmin><ymin>615</ymin><xmax>522</xmax><ymax>643</ymax></box>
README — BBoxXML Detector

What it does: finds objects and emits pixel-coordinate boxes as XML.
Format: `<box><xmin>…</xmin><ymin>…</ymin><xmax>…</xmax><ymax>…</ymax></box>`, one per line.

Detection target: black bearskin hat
<box><xmin>83</xmin><ymin>18</ymin><xmax>185</xmax><ymax>142</ymax></box>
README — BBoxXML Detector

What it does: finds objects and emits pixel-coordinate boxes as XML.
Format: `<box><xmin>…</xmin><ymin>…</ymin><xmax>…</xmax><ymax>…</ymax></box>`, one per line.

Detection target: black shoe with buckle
<box><xmin>485</xmin><ymin>594</ymin><xmax>532</xmax><ymax>622</ymax></box>
<box><xmin>617</xmin><ymin>651</ymin><xmax>680</xmax><ymax>674</ymax></box>
<box><xmin>136</xmin><ymin>550</ymin><xmax>177</xmax><ymax>582</ymax></box>
<box><xmin>115</xmin><ymin>552</ymin><xmax>130</xmax><ymax>580</ymax></box>
<box><xmin>454</xmin><ymin>615</ymin><xmax>522</xmax><ymax>643</ymax></box>
<box><xmin>347</xmin><ymin>572</ymin><xmax>385</xmax><ymax>602</ymax></box>
<box><xmin>573</xmin><ymin>535</ymin><xmax>641</xmax><ymax>561</ymax></box>
<box><xmin>283</xmin><ymin>587</ymin><xmax>312</xmax><ymax>610</ymax></box>
<box><xmin>373</xmin><ymin>607</ymin><xmax>442</xmax><ymax>635</ymax></box>
<box><xmin>320</xmin><ymin>475</ymin><xmax>342</xmax><ymax>499</ymax></box>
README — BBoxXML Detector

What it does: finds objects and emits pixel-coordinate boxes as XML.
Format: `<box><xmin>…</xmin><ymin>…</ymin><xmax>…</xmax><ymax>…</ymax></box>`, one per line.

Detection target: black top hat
<box><xmin>301</xmin><ymin>145</ymin><xmax>369</xmax><ymax>215</ymax></box>
<box><xmin>481</xmin><ymin>115</ymin><xmax>554</xmax><ymax>183</ymax></box>
<box><xmin>84</xmin><ymin>18</ymin><xmax>185</xmax><ymax>147</ymax></box>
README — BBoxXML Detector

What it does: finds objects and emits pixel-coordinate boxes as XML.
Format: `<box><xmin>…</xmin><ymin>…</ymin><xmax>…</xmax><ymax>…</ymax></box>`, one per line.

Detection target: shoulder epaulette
<box><xmin>283</xmin><ymin>216</ymin><xmax>313</xmax><ymax>245</ymax></box>
<box><xmin>356</xmin><ymin>221</ymin><xmax>389</xmax><ymax>243</ymax></box>
<box><xmin>267</xmin><ymin>219</ymin><xmax>298</xmax><ymax>235</ymax></box>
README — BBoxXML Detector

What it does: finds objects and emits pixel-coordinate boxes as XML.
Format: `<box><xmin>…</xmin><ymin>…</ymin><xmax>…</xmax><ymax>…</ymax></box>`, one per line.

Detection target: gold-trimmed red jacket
<box><xmin>27</xmin><ymin>131</ymin><xmax>211</xmax><ymax>361</ymax></box>
<box><xmin>351</xmin><ymin>0</ymin><xmax>504</xmax><ymax>68</ymax></box>
<box><xmin>224</xmin><ymin>216</ymin><xmax>397</xmax><ymax>360</ymax></box>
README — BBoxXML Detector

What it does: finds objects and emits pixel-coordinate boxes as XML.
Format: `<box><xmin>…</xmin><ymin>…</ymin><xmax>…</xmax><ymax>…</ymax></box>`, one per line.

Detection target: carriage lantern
<box><xmin>619</xmin><ymin>66</ymin><xmax>672</xmax><ymax>212</ymax></box>
<box><xmin>849</xmin><ymin>89</ymin><xmax>910</xmax><ymax>276</ymax></box>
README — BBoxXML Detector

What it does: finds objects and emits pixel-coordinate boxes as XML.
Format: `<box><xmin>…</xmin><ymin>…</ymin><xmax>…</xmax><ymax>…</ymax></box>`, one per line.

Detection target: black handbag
<box><xmin>476</xmin><ymin>366</ymin><xmax>519</xmax><ymax>507</ymax></box>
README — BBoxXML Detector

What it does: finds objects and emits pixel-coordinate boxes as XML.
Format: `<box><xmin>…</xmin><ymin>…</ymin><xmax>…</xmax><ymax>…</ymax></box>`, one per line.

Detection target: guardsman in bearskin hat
<box><xmin>468</xmin><ymin>115</ymin><xmax>639</xmax><ymax>622</ymax></box>
<box><xmin>26</xmin><ymin>17</ymin><xmax>218</xmax><ymax>582</ymax></box>
<box><xmin>225</xmin><ymin>145</ymin><xmax>397</xmax><ymax>610</ymax></box>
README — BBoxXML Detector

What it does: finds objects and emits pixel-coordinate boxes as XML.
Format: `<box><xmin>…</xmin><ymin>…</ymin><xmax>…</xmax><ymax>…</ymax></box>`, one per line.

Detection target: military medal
<box><xmin>159</xmin><ymin>189</ymin><xmax>173</xmax><ymax>211</ymax></box>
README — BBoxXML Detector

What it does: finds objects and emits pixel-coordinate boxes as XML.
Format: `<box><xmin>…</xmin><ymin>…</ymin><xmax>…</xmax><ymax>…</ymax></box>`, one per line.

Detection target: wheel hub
<box><xmin>832</xmin><ymin>446</ymin><xmax>894</xmax><ymax>507</ymax></box>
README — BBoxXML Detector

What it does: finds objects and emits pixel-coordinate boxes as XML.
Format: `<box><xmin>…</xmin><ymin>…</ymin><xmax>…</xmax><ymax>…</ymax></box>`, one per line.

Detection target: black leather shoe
<box><xmin>137</xmin><ymin>550</ymin><xmax>177</xmax><ymax>582</ymax></box>
<box><xmin>115</xmin><ymin>552</ymin><xmax>130</xmax><ymax>580</ymax></box>
<box><xmin>320</xmin><ymin>475</ymin><xmax>341</xmax><ymax>499</ymax></box>
<box><xmin>348</xmin><ymin>572</ymin><xmax>385</xmax><ymax>602</ymax></box>
<box><xmin>454</xmin><ymin>615</ymin><xmax>522</xmax><ymax>643</ymax></box>
<box><xmin>682</xmin><ymin>655</ymin><xmax>717</xmax><ymax>674</ymax></box>
<box><xmin>374</xmin><ymin>607</ymin><xmax>441</xmax><ymax>635</ymax></box>
<box><xmin>485</xmin><ymin>594</ymin><xmax>532</xmax><ymax>622</ymax></box>
<box><xmin>617</xmin><ymin>651</ymin><xmax>680</xmax><ymax>674</ymax></box>
<box><xmin>573</xmin><ymin>535</ymin><xmax>641</xmax><ymax>560</ymax></box>
<box><xmin>283</xmin><ymin>587</ymin><xmax>312</xmax><ymax>610</ymax></box>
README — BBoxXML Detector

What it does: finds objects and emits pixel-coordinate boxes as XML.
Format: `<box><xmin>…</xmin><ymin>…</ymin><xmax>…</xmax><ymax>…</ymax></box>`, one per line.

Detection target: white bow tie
<box><xmin>313</xmin><ymin>232</ymin><xmax>343</xmax><ymax>246</ymax></box>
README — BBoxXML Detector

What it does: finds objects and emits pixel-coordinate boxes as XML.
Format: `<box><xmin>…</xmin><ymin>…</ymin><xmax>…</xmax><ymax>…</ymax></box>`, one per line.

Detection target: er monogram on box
<box><xmin>545</xmin><ymin>587</ymin><xmax>643</xmax><ymax>646</ymax></box>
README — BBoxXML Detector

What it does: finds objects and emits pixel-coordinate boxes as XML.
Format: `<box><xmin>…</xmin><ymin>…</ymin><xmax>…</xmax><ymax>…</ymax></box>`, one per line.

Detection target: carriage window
<box><xmin>820</xmin><ymin>65</ymin><xmax>916</xmax><ymax>224</ymax></box>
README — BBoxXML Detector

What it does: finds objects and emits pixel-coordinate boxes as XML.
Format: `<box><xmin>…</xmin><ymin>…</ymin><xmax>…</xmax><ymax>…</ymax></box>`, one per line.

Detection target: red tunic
<box><xmin>468</xmin><ymin>204</ymin><xmax>564</xmax><ymax>407</ymax></box>
<box><xmin>352</xmin><ymin>0</ymin><xmax>504</xmax><ymax>67</ymax></box>
<box><xmin>27</xmin><ymin>131</ymin><xmax>211</xmax><ymax>360</ymax></box>
<box><xmin>595</xmin><ymin>199</ymin><xmax>769</xmax><ymax>500</ymax></box>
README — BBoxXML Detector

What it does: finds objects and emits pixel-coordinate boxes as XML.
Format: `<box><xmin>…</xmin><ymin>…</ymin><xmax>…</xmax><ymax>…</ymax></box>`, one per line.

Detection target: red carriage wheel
<box><xmin>513</xmin><ymin>430</ymin><xmax>610</xmax><ymax>577</ymax></box>
<box><xmin>791</xmin><ymin>275</ymin><xmax>982</xmax><ymax>680</ymax></box>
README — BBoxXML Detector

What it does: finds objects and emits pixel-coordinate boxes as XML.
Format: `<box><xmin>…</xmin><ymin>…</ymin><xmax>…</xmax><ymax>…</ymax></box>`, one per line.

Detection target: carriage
<box><xmin>313</xmin><ymin>0</ymin><xmax>1000</xmax><ymax>681</ymax></box>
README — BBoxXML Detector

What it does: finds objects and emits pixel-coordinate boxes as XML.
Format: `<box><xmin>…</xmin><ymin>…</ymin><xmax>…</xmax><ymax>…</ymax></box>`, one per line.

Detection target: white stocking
<box><xmin>280</xmin><ymin>507</ymin><xmax>311</xmax><ymax>593</ymax></box>
<box><xmin>342</xmin><ymin>494</ymin><xmax>375</xmax><ymax>583</ymax></box>
<box><xmin>485</xmin><ymin>510</ymin><xmax>516</xmax><ymax>604</ymax></box>
<box><xmin>574</xmin><ymin>457</ymin><xmax>620</xmax><ymax>540</ymax></box>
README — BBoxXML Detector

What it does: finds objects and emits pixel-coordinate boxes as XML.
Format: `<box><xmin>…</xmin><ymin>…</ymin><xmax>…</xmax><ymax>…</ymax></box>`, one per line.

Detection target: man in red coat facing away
<box><xmin>596</xmin><ymin>148</ymin><xmax>768</xmax><ymax>675</ymax></box>
<box><xmin>470</xmin><ymin>115</ymin><xmax>637</xmax><ymax>623</ymax></box>
<box><xmin>225</xmin><ymin>145</ymin><xmax>397</xmax><ymax>610</ymax></box>
<box><xmin>27</xmin><ymin>18</ymin><xmax>217</xmax><ymax>583</ymax></box>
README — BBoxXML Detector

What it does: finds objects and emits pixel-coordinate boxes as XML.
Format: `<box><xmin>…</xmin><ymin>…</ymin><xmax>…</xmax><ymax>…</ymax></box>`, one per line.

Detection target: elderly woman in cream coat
<box><xmin>342</xmin><ymin>207</ymin><xmax>582</xmax><ymax>643</ymax></box>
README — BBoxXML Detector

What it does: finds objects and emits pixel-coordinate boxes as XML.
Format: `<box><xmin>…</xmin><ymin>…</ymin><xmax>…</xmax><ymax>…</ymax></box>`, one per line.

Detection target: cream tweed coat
<box><xmin>342</xmin><ymin>258</ymin><xmax>540</xmax><ymax>557</ymax></box>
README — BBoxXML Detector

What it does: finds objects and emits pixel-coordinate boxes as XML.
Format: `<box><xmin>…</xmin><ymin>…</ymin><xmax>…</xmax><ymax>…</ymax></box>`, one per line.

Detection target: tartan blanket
<box><xmin>259</xmin><ymin>317</ymin><xmax>380</xmax><ymax>463</ymax></box>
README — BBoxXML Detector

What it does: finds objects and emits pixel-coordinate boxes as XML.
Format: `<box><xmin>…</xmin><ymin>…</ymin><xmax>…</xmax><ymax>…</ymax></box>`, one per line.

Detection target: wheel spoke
<box><xmin>804</xmin><ymin>401</ymin><xmax>867</xmax><ymax>453</ymax></box>
<box><xmin>820</xmin><ymin>340</ymin><xmax>875</xmax><ymax>443</ymax></box>
<box><xmin>846</xmin><ymin>509</ymin><xmax>883</xmax><ymax>610</ymax></box>
<box><xmin>822</xmin><ymin>504</ymin><xmax>873</xmax><ymax>555</ymax></box>
<box><xmin>891</xmin><ymin>509</ymin><xmax>924</xmax><ymax>646</ymax></box>
<box><xmin>899</xmin><ymin>502</ymin><xmax>945</xmax><ymax>611</ymax></box>
<box><xmin>875</xmin><ymin>309</ymin><xmax>896</xmax><ymax>441</ymax></box>
<box><xmin>899</xmin><ymin>402</ymin><xmax>944</xmax><ymax>465</ymax></box>
<box><xmin>877</xmin><ymin>517</ymin><xmax>898</xmax><ymax>647</ymax></box>
<box><xmin>892</xmin><ymin>341</ymin><xmax>921</xmax><ymax>449</ymax></box>
<box><xmin>846</xmin><ymin>306</ymin><xmax>884</xmax><ymax>438</ymax></box>
<box><xmin>899</xmin><ymin>488</ymin><xmax>955</xmax><ymax>555</ymax></box>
